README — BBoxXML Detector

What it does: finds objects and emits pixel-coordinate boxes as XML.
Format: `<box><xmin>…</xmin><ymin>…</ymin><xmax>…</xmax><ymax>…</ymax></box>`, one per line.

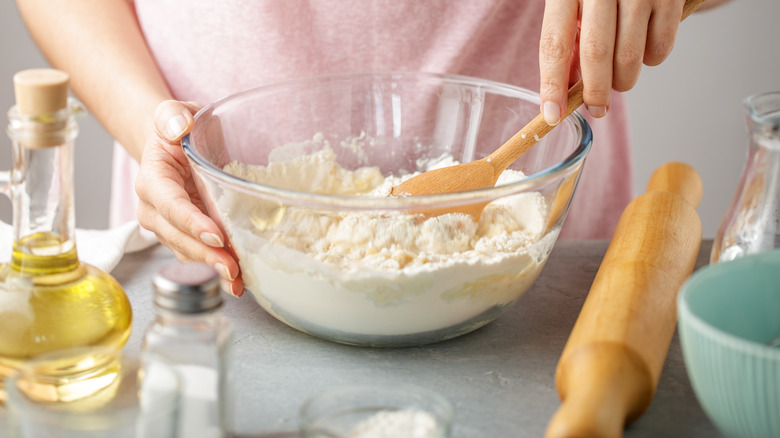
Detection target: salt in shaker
<box><xmin>141</xmin><ymin>262</ymin><xmax>233</xmax><ymax>438</ymax></box>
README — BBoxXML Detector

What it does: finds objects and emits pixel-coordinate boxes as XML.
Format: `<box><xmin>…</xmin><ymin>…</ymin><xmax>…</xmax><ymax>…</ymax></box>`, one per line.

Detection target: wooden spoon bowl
<box><xmin>391</xmin><ymin>82</ymin><xmax>583</xmax><ymax>221</ymax></box>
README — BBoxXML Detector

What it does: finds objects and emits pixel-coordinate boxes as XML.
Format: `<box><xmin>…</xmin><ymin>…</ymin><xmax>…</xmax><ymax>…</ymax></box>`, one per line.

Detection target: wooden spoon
<box><xmin>391</xmin><ymin>0</ymin><xmax>707</xmax><ymax>221</ymax></box>
<box><xmin>391</xmin><ymin>81</ymin><xmax>583</xmax><ymax>221</ymax></box>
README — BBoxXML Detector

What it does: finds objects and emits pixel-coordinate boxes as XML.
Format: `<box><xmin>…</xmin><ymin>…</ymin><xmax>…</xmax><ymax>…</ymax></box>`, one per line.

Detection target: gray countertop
<box><xmin>3</xmin><ymin>240</ymin><xmax>723</xmax><ymax>437</ymax></box>
<box><xmin>121</xmin><ymin>240</ymin><xmax>720</xmax><ymax>437</ymax></box>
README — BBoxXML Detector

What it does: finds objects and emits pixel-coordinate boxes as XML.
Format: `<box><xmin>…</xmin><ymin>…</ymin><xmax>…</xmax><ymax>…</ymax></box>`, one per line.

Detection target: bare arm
<box><xmin>16</xmin><ymin>0</ymin><xmax>244</xmax><ymax>296</ymax></box>
<box><xmin>15</xmin><ymin>0</ymin><xmax>171</xmax><ymax>161</ymax></box>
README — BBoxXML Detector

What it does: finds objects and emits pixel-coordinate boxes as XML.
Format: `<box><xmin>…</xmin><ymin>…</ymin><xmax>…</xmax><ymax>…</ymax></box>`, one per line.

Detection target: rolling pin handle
<box><xmin>645</xmin><ymin>162</ymin><xmax>703</xmax><ymax>208</ymax></box>
<box><xmin>546</xmin><ymin>343</ymin><xmax>653</xmax><ymax>438</ymax></box>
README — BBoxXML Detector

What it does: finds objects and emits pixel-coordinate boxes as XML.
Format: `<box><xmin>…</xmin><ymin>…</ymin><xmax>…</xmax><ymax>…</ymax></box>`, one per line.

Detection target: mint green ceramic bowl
<box><xmin>678</xmin><ymin>250</ymin><xmax>780</xmax><ymax>438</ymax></box>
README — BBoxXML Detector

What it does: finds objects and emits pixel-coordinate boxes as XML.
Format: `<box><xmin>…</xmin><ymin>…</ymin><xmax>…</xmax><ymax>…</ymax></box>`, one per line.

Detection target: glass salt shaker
<box><xmin>711</xmin><ymin>91</ymin><xmax>780</xmax><ymax>263</ymax></box>
<box><xmin>141</xmin><ymin>262</ymin><xmax>233</xmax><ymax>438</ymax></box>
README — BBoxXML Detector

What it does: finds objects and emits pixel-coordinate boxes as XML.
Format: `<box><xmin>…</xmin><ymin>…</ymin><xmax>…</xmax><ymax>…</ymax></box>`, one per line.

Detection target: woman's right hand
<box><xmin>135</xmin><ymin>100</ymin><xmax>244</xmax><ymax>297</ymax></box>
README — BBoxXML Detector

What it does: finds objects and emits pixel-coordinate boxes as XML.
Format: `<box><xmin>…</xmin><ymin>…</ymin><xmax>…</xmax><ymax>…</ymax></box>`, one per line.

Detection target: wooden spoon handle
<box><xmin>682</xmin><ymin>0</ymin><xmax>709</xmax><ymax>19</ymax></box>
<box><xmin>486</xmin><ymin>0</ymin><xmax>707</xmax><ymax>175</ymax></box>
<box><xmin>486</xmin><ymin>81</ymin><xmax>583</xmax><ymax>173</ymax></box>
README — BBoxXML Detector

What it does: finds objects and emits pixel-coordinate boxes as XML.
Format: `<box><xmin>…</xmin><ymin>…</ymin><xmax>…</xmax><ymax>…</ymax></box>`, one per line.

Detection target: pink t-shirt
<box><xmin>113</xmin><ymin>0</ymin><xmax>633</xmax><ymax>239</ymax></box>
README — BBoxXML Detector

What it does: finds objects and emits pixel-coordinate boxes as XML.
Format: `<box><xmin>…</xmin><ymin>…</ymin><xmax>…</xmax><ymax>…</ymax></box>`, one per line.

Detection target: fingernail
<box><xmin>165</xmin><ymin>114</ymin><xmax>187</xmax><ymax>140</ymax></box>
<box><xmin>215</xmin><ymin>263</ymin><xmax>235</xmax><ymax>281</ymax></box>
<box><xmin>543</xmin><ymin>101</ymin><xmax>561</xmax><ymax>126</ymax></box>
<box><xmin>220</xmin><ymin>279</ymin><xmax>240</xmax><ymax>297</ymax></box>
<box><xmin>200</xmin><ymin>232</ymin><xmax>223</xmax><ymax>248</ymax></box>
<box><xmin>587</xmin><ymin>105</ymin><xmax>607</xmax><ymax>118</ymax></box>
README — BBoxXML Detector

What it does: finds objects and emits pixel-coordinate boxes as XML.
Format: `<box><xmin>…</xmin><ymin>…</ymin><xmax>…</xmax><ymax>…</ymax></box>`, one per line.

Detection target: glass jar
<box><xmin>711</xmin><ymin>91</ymin><xmax>780</xmax><ymax>263</ymax></box>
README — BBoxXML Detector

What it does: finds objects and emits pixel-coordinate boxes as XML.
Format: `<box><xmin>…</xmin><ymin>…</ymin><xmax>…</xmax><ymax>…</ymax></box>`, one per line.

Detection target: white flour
<box><xmin>347</xmin><ymin>409</ymin><xmax>440</xmax><ymax>438</ymax></box>
<box><xmin>220</xmin><ymin>135</ymin><xmax>554</xmax><ymax>339</ymax></box>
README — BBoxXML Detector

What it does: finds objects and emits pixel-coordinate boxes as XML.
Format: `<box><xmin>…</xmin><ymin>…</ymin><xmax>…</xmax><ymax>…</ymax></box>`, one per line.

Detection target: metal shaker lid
<box><xmin>153</xmin><ymin>262</ymin><xmax>223</xmax><ymax>314</ymax></box>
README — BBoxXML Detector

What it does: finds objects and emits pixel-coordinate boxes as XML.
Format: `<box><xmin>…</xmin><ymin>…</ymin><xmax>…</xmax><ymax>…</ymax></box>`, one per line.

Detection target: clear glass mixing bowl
<box><xmin>183</xmin><ymin>72</ymin><xmax>592</xmax><ymax>347</ymax></box>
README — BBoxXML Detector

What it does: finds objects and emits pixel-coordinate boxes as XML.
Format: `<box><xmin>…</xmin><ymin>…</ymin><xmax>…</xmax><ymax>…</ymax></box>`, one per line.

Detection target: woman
<box><xmin>16</xmin><ymin>0</ymin><xmax>727</xmax><ymax>296</ymax></box>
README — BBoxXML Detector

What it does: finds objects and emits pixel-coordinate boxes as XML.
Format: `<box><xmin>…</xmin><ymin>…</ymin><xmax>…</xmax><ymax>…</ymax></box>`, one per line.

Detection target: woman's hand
<box><xmin>136</xmin><ymin>100</ymin><xmax>244</xmax><ymax>297</ymax></box>
<box><xmin>539</xmin><ymin>0</ymin><xmax>687</xmax><ymax>125</ymax></box>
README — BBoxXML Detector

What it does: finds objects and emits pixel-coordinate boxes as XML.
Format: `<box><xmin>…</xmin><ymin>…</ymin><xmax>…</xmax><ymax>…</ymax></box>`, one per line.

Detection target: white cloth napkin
<box><xmin>0</xmin><ymin>220</ymin><xmax>158</xmax><ymax>273</ymax></box>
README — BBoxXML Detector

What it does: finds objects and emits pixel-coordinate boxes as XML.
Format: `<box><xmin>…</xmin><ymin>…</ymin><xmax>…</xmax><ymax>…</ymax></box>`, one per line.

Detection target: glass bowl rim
<box><xmin>182</xmin><ymin>71</ymin><xmax>593</xmax><ymax>210</ymax></box>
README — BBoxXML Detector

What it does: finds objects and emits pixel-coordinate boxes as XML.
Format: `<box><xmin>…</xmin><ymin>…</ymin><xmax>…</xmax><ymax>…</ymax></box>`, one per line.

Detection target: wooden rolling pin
<box><xmin>545</xmin><ymin>162</ymin><xmax>703</xmax><ymax>438</ymax></box>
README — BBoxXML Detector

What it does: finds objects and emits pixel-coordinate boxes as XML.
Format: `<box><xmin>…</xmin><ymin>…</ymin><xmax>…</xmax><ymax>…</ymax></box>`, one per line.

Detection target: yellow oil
<box><xmin>0</xmin><ymin>232</ymin><xmax>133</xmax><ymax>403</ymax></box>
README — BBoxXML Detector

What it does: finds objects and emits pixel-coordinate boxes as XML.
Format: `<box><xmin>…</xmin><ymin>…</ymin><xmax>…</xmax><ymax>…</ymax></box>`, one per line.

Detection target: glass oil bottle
<box><xmin>0</xmin><ymin>69</ymin><xmax>133</xmax><ymax>403</ymax></box>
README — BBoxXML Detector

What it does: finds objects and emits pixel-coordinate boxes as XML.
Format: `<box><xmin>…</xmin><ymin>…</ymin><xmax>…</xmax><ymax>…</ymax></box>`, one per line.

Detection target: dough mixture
<box><xmin>219</xmin><ymin>134</ymin><xmax>556</xmax><ymax>343</ymax></box>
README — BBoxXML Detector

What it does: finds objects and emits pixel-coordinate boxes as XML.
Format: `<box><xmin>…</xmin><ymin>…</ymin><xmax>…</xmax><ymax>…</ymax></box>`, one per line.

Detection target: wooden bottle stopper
<box><xmin>14</xmin><ymin>69</ymin><xmax>69</xmax><ymax>115</ymax></box>
<box><xmin>12</xmin><ymin>69</ymin><xmax>71</xmax><ymax>149</ymax></box>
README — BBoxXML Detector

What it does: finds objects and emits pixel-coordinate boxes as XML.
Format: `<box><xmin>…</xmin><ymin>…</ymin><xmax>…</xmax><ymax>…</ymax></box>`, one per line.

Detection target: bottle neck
<box><xmin>154</xmin><ymin>308</ymin><xmax>224</xmax><ymax>333</ymax></box>
<box><xmin>745</xmin><ymin>91</ymin><xmax>780</xmax><ymax>151</ymax></box>
<box><xmin>6</xmin><ymin>102</ymin><xmax>81</xmax><ymax>275</ymax></box>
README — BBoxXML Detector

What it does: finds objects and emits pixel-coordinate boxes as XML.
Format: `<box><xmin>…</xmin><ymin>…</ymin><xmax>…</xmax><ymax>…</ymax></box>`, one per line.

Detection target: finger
<box><xmin>579</xmin><ymin>0</ymin><xmax>617</xmax><ymax>118</ymax></box>
<box><xmin>170</xmin><ymin>248</ymin><xmax>194</xmax><ymax>262</ymax></box>
<box><xmin>644</xmin><ymin>1</ymin><xmax>683</xmax><ymax>66</ymax></box>
<box><xmin>169</xmin><ymin>248</ymin><xmax>245</xmax><ymax>299</ymax></box>
<box><xmin>139</xmin><ymin>199</ymin><xmax>244</xmax><ymax>297</ymax></box>
<box><xmin>135</xmin><ymin>140</ymin><xmax>226</xmax><ymax>248</ymax></box>
<box><xmin>169</xmin><ymin>250</ymin><xmax>245</xmax><ymax>298</ymax></box>
<box><xmin>153</xmin><ymin>100</ymin><xmax>197</xmax><ymax>142</ymax></box>
<box><xmin>136</xmin><ymin>169</ymin><xmax>226</xmax><ymax>248</ymax></box>
<box><xmin>613</xmin><ymin>1</ymin><xmax>652</xmax><ymax>92</ymax></box>
<box><xmin>539</xmin><ymin>0</ymin><xmax>580</xmax><ymax>125</ymax></box>
<box><xmin>567</xmin><ymin>27</ymin><xmax>582</xmax><ymax>85</ymax></box>
<box><xmin>224</xmin><ymin>277</ymin><xmax>245</xmax><ymax>299</ymax></box>
<box><xmin>137</xmin><ymin>198</ymin><xmax>222</xmax><ymax>267</ymax></box>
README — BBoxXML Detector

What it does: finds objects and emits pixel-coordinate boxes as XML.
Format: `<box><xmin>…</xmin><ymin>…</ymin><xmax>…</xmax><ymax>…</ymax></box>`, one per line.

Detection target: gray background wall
<box><xmin>1</xmin><ymin>1</ymin><xmax>114</xmax><ymax>229</ymax></box>
<box><xmin>2</xmin><ymin>0</ymin><xmax>779</xmax><ymax>238</ymax></box>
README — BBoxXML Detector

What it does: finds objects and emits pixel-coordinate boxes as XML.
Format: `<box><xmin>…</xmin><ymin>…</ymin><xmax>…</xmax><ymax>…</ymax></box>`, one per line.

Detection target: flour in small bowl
<box><xmin>218</xmin><ymin>134</ymin><xmax>557</xmax><ymax>343</ymax></box>
<box><xmin>347</xmin><ymin>409</ymin><xmax>441</xmax><ymax>438</ymax></box>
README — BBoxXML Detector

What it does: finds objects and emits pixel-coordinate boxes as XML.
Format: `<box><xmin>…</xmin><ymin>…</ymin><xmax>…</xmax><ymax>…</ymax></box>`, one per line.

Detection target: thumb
<box><xmin>153</xmin><ymin>100</ymin><xmax>196</xmax><ymax>142</ymax></box>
